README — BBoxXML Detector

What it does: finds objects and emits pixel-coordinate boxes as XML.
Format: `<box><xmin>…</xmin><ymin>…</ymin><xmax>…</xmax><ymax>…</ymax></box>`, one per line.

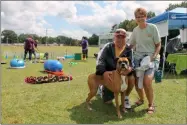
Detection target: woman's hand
<box><xmin>150</xmin><ymin>55</ymin><xmax>156</xmax><ymax>62</ymax></box>
<box><xmin>120</xmin><ymin>67</ymin><xmax>132</xmax><ymax>75</ymax></box>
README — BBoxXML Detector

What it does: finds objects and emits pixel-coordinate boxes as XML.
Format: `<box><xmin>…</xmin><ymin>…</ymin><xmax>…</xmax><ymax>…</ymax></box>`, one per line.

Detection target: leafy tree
<box><xmin>110</xmin><ymin>24</ymin><xmax>118</xmax><ymax>33</ymax></box>
<box><xmin>147</xmin><ymin>11</ymin><xmax>156</xmax><ymax>19</ymax></box>
<box><xmin>1</xmin><ymin>30</ymin><xmax>18</xmax><ymax>43</ymax></box>
<box><xmin>166</xmin><ymin>1</ymin><xmax>187</xmax><ymax>11</ymax></box>
<box><xmin>88</xmin><ymin>34</ymin><xmax>99</xmax><ymax>45</ymax></box>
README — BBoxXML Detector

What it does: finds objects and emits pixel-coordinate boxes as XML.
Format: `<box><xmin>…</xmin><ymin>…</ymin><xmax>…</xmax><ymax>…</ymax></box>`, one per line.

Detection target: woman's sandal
<box><xmin>135</xmin><ymin>99</ymin><xmax>144</xmax><ymax>107</ymax></box>
<box><xmin>147</xmin><ymin>104</ymin><xmax>156</xmax><ymax>114</ymax></box>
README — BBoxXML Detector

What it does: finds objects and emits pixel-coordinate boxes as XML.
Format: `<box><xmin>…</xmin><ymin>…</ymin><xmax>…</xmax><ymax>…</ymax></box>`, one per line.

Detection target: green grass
<box><xmin>1</xmin><ymin>46</ymin><xmax>187</xmax><ymax>124</ymax></box>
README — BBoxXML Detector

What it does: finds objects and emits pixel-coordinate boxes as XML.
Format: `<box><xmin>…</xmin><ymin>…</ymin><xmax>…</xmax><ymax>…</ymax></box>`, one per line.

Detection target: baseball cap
<box><xmin>115</xmin><ymin>28</ymin><xmax>126</xmax><ymax>36</ymax></box>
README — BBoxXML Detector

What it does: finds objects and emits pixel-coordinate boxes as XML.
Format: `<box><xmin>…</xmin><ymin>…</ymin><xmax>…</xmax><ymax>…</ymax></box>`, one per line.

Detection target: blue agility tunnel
<box><xmin>44</xmin><ymin>60</ymin><xmax>63</xmax><ymax>72</ymax></box>
<box><xmin>10</xmin><ymin>59</ymin><xmax>25</xmax><ymax>68</ymax></box>
<box><xmin>64</xmin><ymin>55</ymin><xmax>74</xmax><ymax>59</ymax></box>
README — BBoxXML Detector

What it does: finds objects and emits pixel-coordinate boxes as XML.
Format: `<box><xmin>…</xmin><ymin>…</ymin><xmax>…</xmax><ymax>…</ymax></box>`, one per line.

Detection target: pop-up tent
<box><xmin>147</xmin><ymin>7</ymin><xmax>187</xmax><ymax>76</ymax></box>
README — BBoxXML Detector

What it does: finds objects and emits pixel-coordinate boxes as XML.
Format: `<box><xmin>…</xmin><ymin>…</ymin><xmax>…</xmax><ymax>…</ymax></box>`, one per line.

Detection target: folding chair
<box><xmin>164</xmin><ymin>62</ymin><xmax>179</xmax><ymax>83</ymax></box>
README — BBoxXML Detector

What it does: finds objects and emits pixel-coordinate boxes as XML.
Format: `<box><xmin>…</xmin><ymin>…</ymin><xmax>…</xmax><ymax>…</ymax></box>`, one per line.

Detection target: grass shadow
<box><xmin>163</xmin><ymin>74</ymin><xmax>187</xmax><ymax>80</ymax></box>
<box><xmin>67</xmin><ymin>97</ymin><xmax>145</xmax><ymax>124</ymax></box>
<box><xmin>39</xmin><ymin>70</ymin><xmax>48</xmax><ymax>74</ymax></box>
<box><xmin>6</xmin><ymin>67</ymin><xmax>25</xmax><ymax>69</ymax></box>
<box><xmin>1</xmin><ymin>62</ymin><xmax>7</xmax><ymax>64</ymax></box>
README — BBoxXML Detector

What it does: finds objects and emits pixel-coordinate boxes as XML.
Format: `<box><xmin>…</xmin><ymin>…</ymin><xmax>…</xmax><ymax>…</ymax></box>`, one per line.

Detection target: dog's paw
<box><xmin>122</xmin><ymin>108</ymin><xmax>128</xmax><ymax>113</ymax></box>
<box><xmin>88</xmin><ymin>107</ymin><xmax>93</xmax><ymax>111</ymax></box>
<box><xmin>118</xmin><ymin>115</ymin><xmax>122</xmax><ymax>119</ymax></box>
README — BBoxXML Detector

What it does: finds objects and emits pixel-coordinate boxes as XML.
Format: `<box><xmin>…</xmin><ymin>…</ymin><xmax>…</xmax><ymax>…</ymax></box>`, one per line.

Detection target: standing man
<box><xmin>129</xmin><ymin>7</ymin><xmax>161</xmax><ymax>114</ymax></box>
<box><xmin>32</xmin><ymin>39</ymin><xmax>38</xmax><ymax>62</ymax></box>
<box><xmin>23</xmin><ymin>36</ymin><xmax>35</xmax><ymax>61</ymax></box>
<box><xmin>81</xmin><ymin>36</ymin><xmax>89</xmax><ymax>60</ymax></box>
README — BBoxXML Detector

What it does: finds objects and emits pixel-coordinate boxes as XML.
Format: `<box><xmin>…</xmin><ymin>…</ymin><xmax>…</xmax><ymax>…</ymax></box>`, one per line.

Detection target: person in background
<box><xmin>23</xmin><ymin>36</ymin><xmax>35</xmax><ymax>61</ymax></box>
<box><xmin>32</xmin><ymin>39</ymin><xmax>39</xmax><ymax>62</ymax></box>
<box><xmin>81</xmin><ymin>36</ymin><xmax>89</xmax><ymax>60</ymax></box>
<box><xmin>129</xmin><ymin>7</ymin><xmax>161</xmax><ymax>114</ymax></box>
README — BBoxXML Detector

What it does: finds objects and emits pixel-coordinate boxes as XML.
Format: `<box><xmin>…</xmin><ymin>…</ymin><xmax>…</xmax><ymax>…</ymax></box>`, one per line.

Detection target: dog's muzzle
<box><xmin>121</xmin><ymin>62</ymin><xmax>128</xmax><ymax>69</ymax></box>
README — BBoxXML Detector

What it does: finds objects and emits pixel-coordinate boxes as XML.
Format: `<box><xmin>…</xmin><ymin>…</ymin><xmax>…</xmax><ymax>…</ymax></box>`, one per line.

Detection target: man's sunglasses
<box><xmin>115</xmin><ymin>31</ymin><xmax>126</xmax><ymax>36</ymax></box>
<box><xmin>115</xmin><ymin>33</ymin><xmax>126</xmax><ymax>38</ymax></box>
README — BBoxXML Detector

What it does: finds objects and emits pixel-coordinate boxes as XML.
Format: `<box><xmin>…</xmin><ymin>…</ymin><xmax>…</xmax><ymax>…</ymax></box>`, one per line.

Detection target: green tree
<box><xmin>126</xmin><ymin>19</ymin><xmax>137</xmax><ymax>31</ymax></box>
<box><xmin>110</xmin><ymin>24</ymin><xmax>118</xmax><ymax>33</ymax></box>
<box><xmin>114</xmin><ymin>19</ymin><xmax>137</xmax><ymax>32</ymax></box>
<box><xmin>88</xmin><ymin>34</ymin><xmax>99</xmax><ymax>45</ymax></box>
<box><xmin>118</xmin><ymin>20</ymin><xmax>130</xmax><ymax>31</ymax></box>
<box><xmin>1</xmin><ymin>30</ymin><xmax>18</xmax><ymax>44</ymax></box>
<box><xmin>147</xmin><ymin>11</ymin><xmax>156</xmax><ymax>19</ymax></box>
<box><xmin>166</xmin><ymin>1</ymin><xmax>187</xmax><ymax>11</ymax></box>
<box><xmin>18</xmin><ymin>33</ymin><xmax>27</xmax><ymax>43</ymax></box>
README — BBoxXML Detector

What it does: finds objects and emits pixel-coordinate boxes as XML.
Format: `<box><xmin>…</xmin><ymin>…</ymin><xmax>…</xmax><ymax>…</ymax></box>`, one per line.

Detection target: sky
<box><xmin>1</xmin><ymin>1</ymin><xmax>185</xmax><ymax>40</ymax></box>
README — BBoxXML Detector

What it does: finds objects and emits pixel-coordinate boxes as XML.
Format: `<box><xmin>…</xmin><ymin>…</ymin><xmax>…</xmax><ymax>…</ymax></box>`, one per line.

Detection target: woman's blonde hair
<box><xmin>134</xmin><ymin>7</ymin><xmax>147</xmax><ymax>17</ymax></box>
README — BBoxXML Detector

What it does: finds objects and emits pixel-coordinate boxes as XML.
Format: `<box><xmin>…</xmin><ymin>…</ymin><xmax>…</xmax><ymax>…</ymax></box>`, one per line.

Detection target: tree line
<box><xmin>1</xmin><ymin>1</ymin><xmax>186</xmax><ymax>46</ymax></box>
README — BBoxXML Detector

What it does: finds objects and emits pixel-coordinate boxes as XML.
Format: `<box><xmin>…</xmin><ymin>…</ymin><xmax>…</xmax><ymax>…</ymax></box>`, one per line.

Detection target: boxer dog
<box><xmin>86</xmin><ymin>57</ymin><xmax>130</xmax><ymax>119</ymax></box>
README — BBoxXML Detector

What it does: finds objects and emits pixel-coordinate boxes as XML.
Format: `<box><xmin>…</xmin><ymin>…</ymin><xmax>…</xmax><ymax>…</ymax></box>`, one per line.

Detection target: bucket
<box><xmin>154</xmin><ymin>70</ymin><xmax>162</xmax><ymax>83</ymax></box>
<box><xmin>74</xmin><ymin>53</ymin><xmax>82</xmax><ymax>60</ymax></box>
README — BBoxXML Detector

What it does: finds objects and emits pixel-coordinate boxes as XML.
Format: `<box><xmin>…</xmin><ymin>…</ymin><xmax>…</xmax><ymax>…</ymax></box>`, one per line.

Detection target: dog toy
<box><xmin>25</xmin><ymin>75</ymin><xmax>73</xmax><ymax>84</ymax></box>
<box><xmin>68</xmin><ymin>62</ymin><xmax>77</xmax><ymax>66</ymax></box>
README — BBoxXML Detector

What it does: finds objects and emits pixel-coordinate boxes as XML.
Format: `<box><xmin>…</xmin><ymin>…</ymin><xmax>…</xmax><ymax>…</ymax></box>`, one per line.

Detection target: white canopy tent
<box><xmin>146</xmin><ymin>7</ymin><xmax>187</xmax><ymax>76</ymax></box>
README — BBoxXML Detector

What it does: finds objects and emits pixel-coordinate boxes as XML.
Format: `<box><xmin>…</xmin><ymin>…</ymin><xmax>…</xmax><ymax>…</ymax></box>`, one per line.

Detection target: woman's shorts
<box><xmin>134</xmin><ymin>58</ymin><xmax>159</xmax><ymax>76</ymax></box>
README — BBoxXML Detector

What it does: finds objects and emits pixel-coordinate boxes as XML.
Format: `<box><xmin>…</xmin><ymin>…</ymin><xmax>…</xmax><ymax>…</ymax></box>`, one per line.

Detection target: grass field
<box><xmin>1</xmin><ymin>45</ymin><xmax>187</xmax><ymax>124</ymax></box>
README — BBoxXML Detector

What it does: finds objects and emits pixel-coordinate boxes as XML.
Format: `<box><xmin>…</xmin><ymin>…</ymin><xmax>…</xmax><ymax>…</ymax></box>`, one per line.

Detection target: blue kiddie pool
<box><xmin>44</xmin><ymin>60</ymin><xmax>63</xmax><ymax>72</ymax></box>
<box><xmin>10</xmin><ymin>59</ymin><xmax>25</xmax><ymax>68</ymax></box>
<box><xmin>64</xmin><ymin>55</ymin><xmax>74</xmax><ymax>59</ymax></box>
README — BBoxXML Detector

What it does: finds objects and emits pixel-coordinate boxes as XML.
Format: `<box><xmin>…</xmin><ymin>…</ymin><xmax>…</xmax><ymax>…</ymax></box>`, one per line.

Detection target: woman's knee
<box><xmin>143</xmin><ymin>74</ymin><xmax>154</xmax><ymax>88</ymax></box>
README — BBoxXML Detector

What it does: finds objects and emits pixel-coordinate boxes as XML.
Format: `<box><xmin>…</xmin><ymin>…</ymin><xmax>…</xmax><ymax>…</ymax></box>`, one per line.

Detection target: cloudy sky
<box><xmin>1</xmin><ymin>1</ymin><xmax>184</xmax><ymax>40</ymax></box>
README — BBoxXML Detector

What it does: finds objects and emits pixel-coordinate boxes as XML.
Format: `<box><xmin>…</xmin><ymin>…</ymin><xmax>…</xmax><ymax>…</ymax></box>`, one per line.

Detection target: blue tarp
<box><xmin>147</xmin><ymin>8</ymin><xmax>187</xmax><ymax>30</ymax></box>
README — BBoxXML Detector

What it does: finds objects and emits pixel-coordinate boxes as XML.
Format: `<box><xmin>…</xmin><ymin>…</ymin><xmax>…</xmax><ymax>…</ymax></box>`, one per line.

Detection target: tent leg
<box><xmin>162</xmin><ymin>36</ymin><xmax>168</xmax><ymax>78</ymax></box>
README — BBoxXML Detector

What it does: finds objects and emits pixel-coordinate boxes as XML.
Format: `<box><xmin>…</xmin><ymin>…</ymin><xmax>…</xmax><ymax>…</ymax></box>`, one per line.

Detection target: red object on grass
<box><xmin>45</xmin><ymin>70</ymin><xmax>64</xmax><ymax>76</ymax></box>
<box><xmin>69</xmin><ymin>75</ymin><xmax>73</xmax><ymax>80</ymax></box>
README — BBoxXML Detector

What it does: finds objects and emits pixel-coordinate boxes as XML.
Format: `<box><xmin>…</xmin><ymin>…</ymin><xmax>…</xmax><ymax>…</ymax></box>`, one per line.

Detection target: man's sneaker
<box><xmin>124</xmin><ymin>96</ymin><xmax>131</xmax><ymax>109</ymax></box>
<box><xmin>97</xmin><ymin>85</ymin><xmax>103</xmax><ymax>98</ymax></box>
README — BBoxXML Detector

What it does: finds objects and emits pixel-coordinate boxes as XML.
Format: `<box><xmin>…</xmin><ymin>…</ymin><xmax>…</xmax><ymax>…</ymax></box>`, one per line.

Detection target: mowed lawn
<box><xmin>1</xmin><ymin>45</ymin><xmax>186</xmax><ymax>124</ymax></box>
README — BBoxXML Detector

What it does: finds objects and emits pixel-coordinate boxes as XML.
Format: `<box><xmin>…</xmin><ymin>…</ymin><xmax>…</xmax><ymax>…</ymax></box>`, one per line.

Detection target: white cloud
<box><xmin>119</xmin><ymin>1</ymin><xmax>183</xmax><ymax>19</ymax></box>
<box><xmin>1</xmin><ymin>1</ymin><xmax>185</xmax><ymax>40</ymax></box>
<box><xmin>68</xmin><ymin>1</ymin><xmax>127</xmax><ymax>35</ymax></box>
<box><xmin>60</xmin><ymin>29</ymin><xmax>91</xmax><ymax>40</ymax></box>
<box><xmin>1</xmin><ymin>1</ymin><xmax>78</xmax><ymax>37</ymax></box>
<box><xmin>1</xmin><ymin>12</ymin><xmax>5</xmax><ymax>18</ymax></box>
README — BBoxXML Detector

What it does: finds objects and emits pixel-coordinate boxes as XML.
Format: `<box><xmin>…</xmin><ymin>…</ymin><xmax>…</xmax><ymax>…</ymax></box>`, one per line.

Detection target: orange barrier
<box><xmin>45</xmin><ymin>70</ymin><xmax>65</xmax><ymax>76</ymax></box>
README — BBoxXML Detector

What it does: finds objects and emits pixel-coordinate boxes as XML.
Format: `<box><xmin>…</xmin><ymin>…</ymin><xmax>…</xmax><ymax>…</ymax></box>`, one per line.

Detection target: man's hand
<box><xmin>120</xmin><ymin>67</ymin><xmax>132</xmax><ymax>76</ymax></box>
<box><xmin>103</xmin><ymin>71</ymin><xmax>113</xmax><ymax>84</ymax></box>
<box><xmin>34</xmin><ymin>48</ymin><xmax>39</xmax><ymax>52</ymax></box>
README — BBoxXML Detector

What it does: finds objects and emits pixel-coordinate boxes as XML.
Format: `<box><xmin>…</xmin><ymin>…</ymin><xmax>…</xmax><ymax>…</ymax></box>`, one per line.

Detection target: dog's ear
<box><xmin>115</xmin><ymin>57</ymin><xmax>120</xmax><ymax>62</ymax></box>
<box><xmin>126</xmin><ymin>57</ymin><xmax>131</xmax><ymax>62</ymax></box>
